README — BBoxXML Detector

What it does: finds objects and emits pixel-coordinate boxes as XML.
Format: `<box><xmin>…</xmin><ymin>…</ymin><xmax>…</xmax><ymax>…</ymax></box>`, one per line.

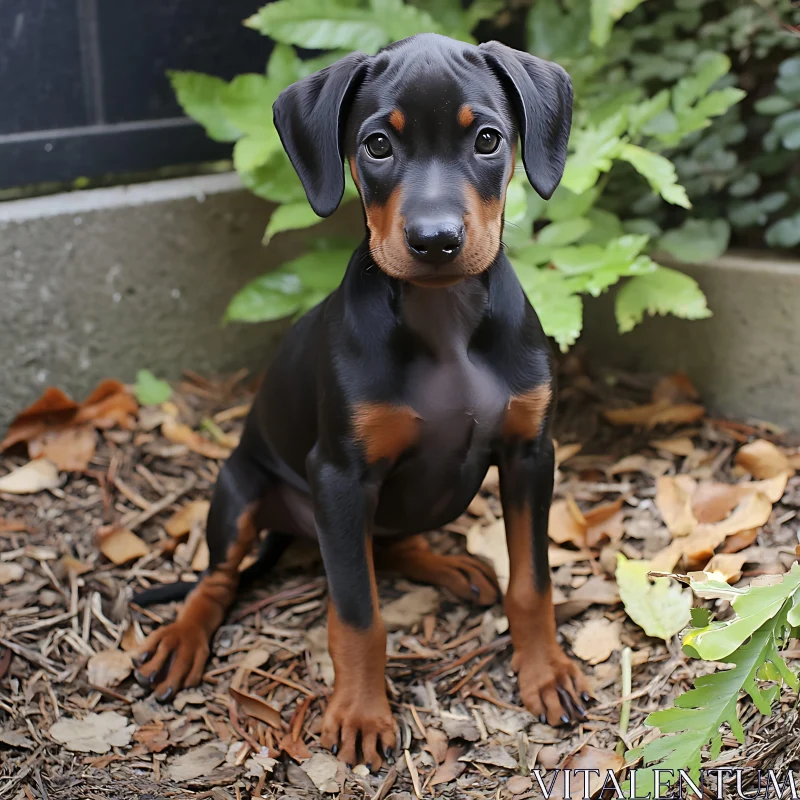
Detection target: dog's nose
<box><xmin>404</xmin><ymin>221</ymin><xmax>464</xmax><ymax>264</ymax></box>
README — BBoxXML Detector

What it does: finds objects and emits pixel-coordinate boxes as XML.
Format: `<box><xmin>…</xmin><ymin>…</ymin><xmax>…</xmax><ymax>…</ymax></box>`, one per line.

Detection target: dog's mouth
<box><xmin>409</xmin><ymin>273</ymin><xmax>464</xmax><ymax>289</ymax></box>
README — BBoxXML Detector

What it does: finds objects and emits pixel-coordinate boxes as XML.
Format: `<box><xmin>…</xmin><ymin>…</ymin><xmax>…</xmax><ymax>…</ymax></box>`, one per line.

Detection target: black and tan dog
<box><xmin>134</xmin><ymin>32</ymin><xmax>589</xmax><ymax>770</ymax></box>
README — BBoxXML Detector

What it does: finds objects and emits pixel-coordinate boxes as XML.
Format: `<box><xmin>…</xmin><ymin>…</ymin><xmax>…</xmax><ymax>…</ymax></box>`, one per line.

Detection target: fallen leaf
<box><xmin>167</xmin><ymin>742</ymin><xmax>226</xmax><ymax>782</ymax></box>
<box><xmin>0</xmin><ymin>517</ymin><xmax>28</xmax><ymax>532</ymax></box>
<box><xmin>161</xmin><ymin>417</ymin><xmax>231</xmax><ymax>460</ymax></box>
<box><xmin>616</xmin><ymin>554</ymin><xmax>691</xmax><ymax>641</ymax></box>
<box><xmin>229</xmin><ymin>686</ymin><xmax>282</xmax><ymax>729</ymax></box>
<box><xmin>50</xmin><ymin>711</ymin><xmax>135</xmax><ymax>753</ymax></box>
<box><xmin>431</xmin><ymin>745</ymin><xmax>468</xmax><ymax>786</ymax></box>
<box><xmin>0</xmin><ymin>563</ymin><xmax>24</xmax><ymax>585</ymax></box>
<box><xmin>650</xmin><ymin>436</ymin><xmax>695</xmax><ymax>457</ymax></box>
<box><xmin>98</xmin><ymin>527</ymin><xmax>149</xmax><ymax>565</ymax></box>
<box><xmin>62</xmin><ymin>555</ymin><xmax>92</xmax><ymax>576</ymax></box>
<box><xmin>382</xmin><ymin>586</ymin><xmax>440</xmax><ymax>630</ymax></box>
<box><xmin>134</xmin><ymin>370</ymin><xmax>173</xmax><ymax>406</ymax></box>
<box><xmin>0</xmin><ymin>460</ymin><xmax>61</xmax><ymax>495</ymax></box>
<box><xmin>459</xmin><ymin>744</ymin><xmax>517</xmax><ymax>769</ymax></box>
<box><xmin>0</xmin><ymin>731</ymin><xmax>35</xmax><ymax>749</ymax></box>
<box><xmin>301</xmin><ymin>752</ymin><xmax>346</xmax><ymax>793</ymax></box>
<box><xmin>134</xmin><ymin>721</ymin><xmax>170</xmax><ymax>754</ymax></box>
<box><xmin>607</xmin><ymin>455</ymin><xmax>650</xmax><ymax>476</ymax></box>
<box><xmin>692</xmin><ymin>480</ymin><xmax>743</xmax><ymax>524</ymax></box>
<box><xmin>703</xmin><ymin>553</ymin><xmax>748</xmax><ymax>583</ymax></box>
<box><xmin>164</xmin><ymin>500</ymin><xmax>210</xmax><ymax>538</ymax></box>
<box><xmin>648</xmin><ymin>540</ymin><xmax>685</xmax><ymax>574</ymax></box>
<box><xmin>549</xmin><ymin>498</ymin><xmax>586</xmax><ymax>547</ymax></box>
<box><xmin>563</xmin><ymin>745</ymin><xmax>625</xmax><ymax>797</ymax></box>
<box><xmin>280</xmin><ymin>731</ymin><xmax>312</xmax><ymax>762</ymax></box>
<box><xmin>555</xmin><ymin>576</ymin><xmax>620</xmax><ymax>622</ymax></box>
<box><xmin>425</xmin><ymin>727</ymin><xmax>448</xmax><ymax>764</ymax></box>
<box><xmin>307</xmin><ymin>626</ymin><xmax>334</xmax><ymax>687</ymax></box>
<box><xmin>652</xmin><ymin>372</ymin><xmax>699</xmax><ymax>404</ymax></box>
<box><xmin>467</xmin><ymin>519</ymin><xmax>509</xmax><ymax>593</ymax></box>
<box><xmin>192</xmin><ymin>539</ymin><xmax>210</xmax><ymax>572</ymax></box>
<box><xmin>572</xmin><ymin>617</ymin><xmax>622</xmax><ymax>665</ymax></box>
<box><xmin>87</xmin><ymin>649</ymin><xmax>133</xmax><ymax>688</ymax></box>
<box><xmin>585</xmin><ymin>499</ymin><xmax>625</xmax><ymax>548</ymax></box>
<box><xmin>246</xmin><ymin>747</ymin><xmax>279</xmax><ymax>777</ymax></box>
<box><xmin>549</xmin><ymin>546</ymin><xmax>593</xmax><ymax>567</ymax></box>
<box><xmin>555</xmin><ymin>442</ymin><xmax>582</xmax><ymax>465</ymax></box>
<box><xmin>735</xmin><ymin>439</ymin><xmax>792</xmax><ymax>479</ymax></box>
<box><xmin>655</xmin><ymin>475</ymin><xmax>698</xmax><ymax>536</ymax></box>
<box><xmin>604</xmin><ymin>402</ymin><xmax>705</xmax><ymax>428</ymax></box>
<box><xmin>508</xmin><ymin>775</ymin><xmax>533</xmax><ymax>795</ymax></box>
<box><xmin>28</xmin><ymin>425</ymin><xmax>96</xmax><ymax>471</ymax></box>
<box><xmin>75</xmin><ymin>380</ymin><xmax>139</xmax><ymax>429</ymax></box>
<box><xmin>441</xmin><ymin>712</ymin><xmax>480</xmax><ymax>742</ymax></box>
<box><xmin>720</xmin><ymin>527</ymin><xmax>759</xmax><ymax>554</ymax></box>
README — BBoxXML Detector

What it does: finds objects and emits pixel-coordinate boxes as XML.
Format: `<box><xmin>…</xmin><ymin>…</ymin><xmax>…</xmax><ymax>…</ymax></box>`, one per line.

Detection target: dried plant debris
<box><xmin>1</xmin><ymin>359</ymin><xmax>800</xmax><ymax>797</ymax></box>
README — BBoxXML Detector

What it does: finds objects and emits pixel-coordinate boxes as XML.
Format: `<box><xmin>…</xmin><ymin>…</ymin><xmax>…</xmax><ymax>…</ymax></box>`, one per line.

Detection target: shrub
<box><xmin>169</xmin><ymin>0</ymin><xmax>754</xmax><ymax>349</ymax></box>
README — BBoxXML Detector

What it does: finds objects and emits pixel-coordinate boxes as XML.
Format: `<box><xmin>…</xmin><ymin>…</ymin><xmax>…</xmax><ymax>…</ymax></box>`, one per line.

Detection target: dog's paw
<box><xmin>321</xmin><ymin>689</ymin><xmax>397</xmax><ymax>772</ymax></box>
<box><xmin>134</xmin><ymin>622</ymin><xmax>210</xmax><ymax>702</ymax></box>
<box><xmin>517</xmin><ymin>648</ymin><xmax>591</xmax><ymax>727</ymax></box>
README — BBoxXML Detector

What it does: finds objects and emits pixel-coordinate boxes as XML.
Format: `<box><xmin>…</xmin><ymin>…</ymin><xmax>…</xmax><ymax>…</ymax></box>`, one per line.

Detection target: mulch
<box><xmin>1</xmin><ymin>353</ymin><xmax>800</xmax><ymax>800</ymax></box>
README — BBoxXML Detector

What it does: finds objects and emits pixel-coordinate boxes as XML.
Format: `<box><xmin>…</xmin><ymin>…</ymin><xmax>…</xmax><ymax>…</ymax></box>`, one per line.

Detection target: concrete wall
<box><xmin>0</xmin><ymin>173</ymin><xmax>360</xmax><ymax>426</ymax></box>
<box><xmin>582</xmin><ymin>253</ymin><xmax>800</xmax><ymax>431</ymax></box>
<box><xmin>1</xmin><ymin>173</ymin><xmax>798</xmax><ymax>430</ymax></box>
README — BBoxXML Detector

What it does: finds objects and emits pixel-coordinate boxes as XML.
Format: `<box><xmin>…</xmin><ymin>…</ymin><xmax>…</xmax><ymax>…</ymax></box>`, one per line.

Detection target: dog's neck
<box><xmin>398</xmin><ymin>272</ymin><xmax>491</xmax><ymax>362</ymax></box>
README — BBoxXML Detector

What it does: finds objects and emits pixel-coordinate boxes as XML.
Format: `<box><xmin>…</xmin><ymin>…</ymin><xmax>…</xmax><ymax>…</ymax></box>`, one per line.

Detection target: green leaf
<box><xmin>672</xmin><ymin>52</ymin><xmax>731</xmax><ymax>112</ymax></box>
<box><xmin>754</xmin><ymin>95</ymin><xmax>795</xmax><ymax>116</ymax></box>
<box><xmin>619</xmin><ymin>144</ymin><xmax>691</xmax><ymax>208</ymax></box>
<box><xmin>616</xmin><ymin>554</ymin><xmax>692</xmax><ymax>641</ymax></box>
<box><xmin>628</xmin><ymin>90</ymin><xmax>670</xmax><ymax>135</ymax></box>
<box><xmin>774</xmin><ymin>110</ymin><xmax>800</xmax><ymax>150</ymax></box>
<box><xmin>279</xmin><ymin>249</ymin><xmax>353</xmax><ymax>291</ymax></box>
<box><xmin>512</xmin><ymin>264</ymin><xmax>583</xmax><ymax>351</ymax></box>
<box><xmin>233</xmin><ymin>129</ymin><xmax>281</xmax><ymax>173</ymax></box>
<box><xmin>590</xmin><ymin>0</ymin><xmax>647</xmax><ymax>47</ymax></box>
<box><xmin>245</xmin><ymin>0</ymin><xmax>441</xmax><ymax>54</ymax></box>
<box><xmin>241</xmin><ymin>152</ymin><xmax>307</xmax><ymax>205</ymax></box>
<box><xmin>134</xmin><ymin>370</ymin><xmax>172</xmax><ymax>406</ymax></box>
<box><xmin>658</xmin><ymin>219</ymin><xmax>730</xmax><ymax>263</ymax></box>
<box><xmin>221</xmin><ymin>74</ymin><xmax>281</xmax><ymax>136</ymax></box>
<box><xmin>527</xmin><ymin>0</ymin><xmax>590</xmax><ymax>62</ymax></box>
<box><xmin>765</xmin><ymin>214</ymin><xmax>800</xmax><ymax>248</ymax></box>
<box><xmin>545</xmin><ymin>186</ymin><xmax>600</xmax><ymax>222</ymax></box>
<box><xmin>168</xmin><ymin>71</ymin><xmax>242</xmax><ymax>142</ymax></box>
<box><xmin>615</xmin><ymin>266</ymin><xmax>711</xmax><ymax>333</ymax></box>
<box><xmin>537</xmin><ymin>219</ymin><xmax>592</xmax><ymax>247</ymax></box>
<box><xmin>225</xmin><ymin>272</ymin><xmax>305</xmax><ymax>323</ymax></box>
<box><xmin>561</xmin><ymin>112</ymin><xmax>628</xmax><ymax>194</ymax></box>
<box><xmin>504</xmin><ymin>177</ymin><xmax>528</xmax><ymax>226</ymax></box>
<box><xmin>263</xmin><ymin>201</ymin><xmax>324</xmax><ymax>243</ymax></box>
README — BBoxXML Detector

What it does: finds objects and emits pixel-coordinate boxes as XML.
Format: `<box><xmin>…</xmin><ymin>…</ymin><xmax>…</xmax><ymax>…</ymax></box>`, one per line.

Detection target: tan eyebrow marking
<box><xmin>457</xmin><ymin>104</ymin><xmax>475</xmax><ymax>127</ymax></box>
<box><xmin>389</xmin><ymin>108</ymin><xmax>405</xmax><ymax>132</ymax></box>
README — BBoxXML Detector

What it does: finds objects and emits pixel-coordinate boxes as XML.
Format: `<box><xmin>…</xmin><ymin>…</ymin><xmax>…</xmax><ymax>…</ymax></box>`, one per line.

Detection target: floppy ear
<box><xmin>273</xmin><ymin>52</ymin><xmax>368</xmax><ymax>217</ymax></box>
<box><xmin>479</xmin><ymin>42</ymin><xmax>573</xmax><ymax>200</ymax></box>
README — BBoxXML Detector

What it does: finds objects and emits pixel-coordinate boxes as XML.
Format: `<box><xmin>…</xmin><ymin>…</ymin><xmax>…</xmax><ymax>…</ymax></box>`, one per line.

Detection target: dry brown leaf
<box><xmin>191</xmin><ymin>539</ymin><xmax>210</xmax><ymax>572</ymax></box>
<box><xmin>28</xmin><ymin>425</ymin><xmax>96</xmax><ymax>471</ymax></box>
<box><xmin>563</xmin><ymin>745</ymin><xmax>625</xmax><ymax>797</ymax></box>
<box><xmin>555</xmin><ymin>442</ymin><xmax>582</xmax><ymax>465</ymax></box>
<box><xmin>0</xmin><ymin>460</ymin><xmax>62</xmax><ymax>495</ymax></box>
<box><xmin>692</xmin><ymin>480</ymin><xmax>743</xmax><ymax>524</ymax></box>
<box><xmin>0</xmin><ymin>563</ymin><xmax>24</xmax><ymax>585</ymax></box>
<box><xmin>229</xmin><ymin>686</ymin><xmax>282</xmax><ymax>729</ymax></box>
<box><xmin>382</xmin><ymin>586</ymin><xmax>439</xmax><ymax>630</ymax></box>
<box><xmin>555</xmin><ymin>576</ymin><xmax>620</xmax><ymax>622</ymax></box>
<box><xmin>162</xmin><ymin>417</ymin><xmax>231</xmax><ymax>460</ymax></box>
<box><xmin>98</xmin><ymin>527</ymin><xmax>149</xmax><ymax>565</ymax></box>
<box><xmin>703</xmin><ymin>553</ymin><xmax>748</xmax><ymax>583</ymax></box>
<box><xmin>0</xmin><ymin>517</ymin><xmax>28</xmax><ymax>532</ymax></box>
<box><xmin>549</xmin><ymin>498</ymin><xmax>586</xmax><ymax>547</ymax></box>
<box><xmin>167</xmin><ymin>742</ymin><xmax>226</xmax><ymax>782</ymax></box>
<box><xmin>604</xmin><ymin>401</ymin><xmax>705</xmax><ymax>428</ymax></box>
<box><xmin>584</xmin><ymin>499</ymin><xmax>625</xmax><ymax>548</ymax></box>
<box><xmin>572</xmin><ymin>618</ymin><xmax>621</xmax><ymax>665</ymax></box>
<box><xmin>720</xmin><ymin>527</ymin><xmax>759</xmax><ymax>554</ymax></box>
<box><xmin>134</xmin><ymin>721</ymin><xmax>171</xmax><ymax>754</ymax></box>
<box><xmin>735</xmin><ymin>439</ymin><xmax>792</xmax><ymax>479</ymax></box>
<box><xmin>656</xmin><ymin>475</ymin><xmax>698</xmax><ymax>536</ymax></box>
<box><xmin>62</xmin><ymin>555</ymin><xmax>92</xmax><ymax>576</ymax></box>
<box><xmin>508</xmin><ymin>776</ymin><xmax>533</xmax><ymax>795</ymax></box>
<box><xmin>87</xmin><ymin>649</ymin><xmax>133</xmax><ymax>688</ymax></box>
<box><xmin>549</xmin><ymin>546</ymin><xmax>593</xmax><ymax>567</ymax></box>
<box><xmin>466</xmin><ymin>519</ymin><xmax>509</xmax><ymax>593</ymax></box>
<box><xmin>425</xmin><ymin>728</ymin><xmax>448</xmax><ymax>765</ymax></box>
<box><xmin>430</xmin><ymin>745</ymin><xmax>467</xmax><ymax>787</ymax></box>
<box><xmin>650</xmin><ymin>436</ymin><xmax>695</xmax><ymax>457</ymax></box>
<box><xmin>280</xmin><ymin>731</ymin><xmax>312</xmax><ymax>762</ymax></box>
<box><xmin>301</xmin><ymin>752</ymin><xmax>346</xmax><ymax>793</ymax></box>
<box><xmin>652</xmin><ymin>372</ymin><xmax>699</xmax><ymax>404</ymax></box>
<box><xmin>164</xmin><ymin>500</ymin><xmax>210</xmax><ymax>538</ymax></box>
<box><xmin>49</xmin><ymin>711</ymin><xmax>135</xmax><ymax>754</ymax></box>
<box><xmin>649</xmin><ymin>540</ymin><xmax>684</xmax><ymax>573</ymax></box>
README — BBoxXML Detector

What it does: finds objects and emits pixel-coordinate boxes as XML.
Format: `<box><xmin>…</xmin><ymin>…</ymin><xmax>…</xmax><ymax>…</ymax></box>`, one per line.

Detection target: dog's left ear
<box><xmin>479</xmin><ymin>42</ymin><xmax>573</xmax><ymax>200</ymax></box>
<box><xmin>273</xmin><ymin>52</ymin><xmax>369</xmax><ymax>217</ymax></box>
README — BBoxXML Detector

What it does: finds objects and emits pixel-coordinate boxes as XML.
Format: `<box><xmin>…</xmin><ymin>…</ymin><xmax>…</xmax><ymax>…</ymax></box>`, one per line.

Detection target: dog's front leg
<box><xmin>498</xmin><ymin>429</ymin><xmax>591</xmax><ymax>726</ymax></box>
<box><xmin>307</xmin><ymin>447</ymin><xmax>395</xmax><ymax>771</ymax></box>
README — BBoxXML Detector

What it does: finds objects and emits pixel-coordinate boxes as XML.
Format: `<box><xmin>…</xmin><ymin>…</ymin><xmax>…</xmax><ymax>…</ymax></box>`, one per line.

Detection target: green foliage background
<box><xmin>170</xmin><ymin>0</ymin><xmax>797</xmax><ymax>349</ymax></box>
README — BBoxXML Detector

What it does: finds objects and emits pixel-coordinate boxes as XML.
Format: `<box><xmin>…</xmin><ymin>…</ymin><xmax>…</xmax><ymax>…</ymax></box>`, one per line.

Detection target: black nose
<box><xmin>404</xmin><ymin>221</ymin><xmax>464</xmax><ymax>264</ymax></box>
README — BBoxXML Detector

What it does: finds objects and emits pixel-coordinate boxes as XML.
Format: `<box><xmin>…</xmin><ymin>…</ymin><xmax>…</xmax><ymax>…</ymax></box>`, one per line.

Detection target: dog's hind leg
<box><xmin>134</xmin><ymin>445</ymin><xmax>274</xmax><ymax>701</ymax></box>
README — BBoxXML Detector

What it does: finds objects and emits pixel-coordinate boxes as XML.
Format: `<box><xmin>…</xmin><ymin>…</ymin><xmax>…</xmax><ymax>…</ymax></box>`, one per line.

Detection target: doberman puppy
<box><xmin>134</xmin><ymin>32</ymin><xmax>589</xmax><ymax>770</ymax></box>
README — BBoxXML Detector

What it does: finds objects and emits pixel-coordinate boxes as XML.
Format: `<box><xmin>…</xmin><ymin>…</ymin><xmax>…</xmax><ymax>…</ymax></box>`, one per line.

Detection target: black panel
<box><xmin>0</xmin><ymin>0</ymin><xmax>273</xmax><ymax>190</ymax></box>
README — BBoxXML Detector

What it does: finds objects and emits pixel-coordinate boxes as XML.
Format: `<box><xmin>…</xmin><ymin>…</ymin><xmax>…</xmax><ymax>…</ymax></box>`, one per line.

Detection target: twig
<box><xmin>0</xmin><ymin>639</ymin><xmax>59</xmax><ymax>675</ymax></box>
<box><xmin>620</xmin><ymin>646</ymin><xmax>632</xmax><ymax>736</ymax></box>
<box><xmin>121</xmin><ymin>476</ymin><xmax>196</xmax><ymax>531</ymax></box>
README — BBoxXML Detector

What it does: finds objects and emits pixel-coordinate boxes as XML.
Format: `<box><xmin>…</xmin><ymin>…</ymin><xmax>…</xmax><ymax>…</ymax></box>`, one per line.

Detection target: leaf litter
<box><xmin>1</xmin><ymin>359</ymin><xmax>799</xmax><ymax>798</ymax></box>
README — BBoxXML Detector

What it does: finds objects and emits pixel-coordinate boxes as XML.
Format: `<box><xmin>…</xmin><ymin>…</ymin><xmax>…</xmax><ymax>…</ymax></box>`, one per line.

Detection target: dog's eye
<box><xmin>365</xmin><ymin>134</ymin><xmax>392</xmax><ymax>159</ymax></box>
<box><xmin>475</xmin><ymin>128</ymin><xmax>501</xmax><ymax>155</ymax></box>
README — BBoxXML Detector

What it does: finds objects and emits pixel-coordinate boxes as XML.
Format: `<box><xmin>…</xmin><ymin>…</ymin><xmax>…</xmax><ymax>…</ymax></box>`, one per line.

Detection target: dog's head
<box><xmin>273</xmin><ymin>34</ymin><xmax>572</xmax><ymax>287</ymax></box>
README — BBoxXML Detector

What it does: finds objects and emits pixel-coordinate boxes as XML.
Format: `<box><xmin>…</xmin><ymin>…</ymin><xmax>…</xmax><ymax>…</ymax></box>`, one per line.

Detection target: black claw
<box><xmin>582</xmin><ymin>691</ymin><xmax>591</xmax><ymax>703</ymax></box>
<box><xmin>577</xmin><ymin>704</ymin><xmax>587</xmax><ymax>717</ymax></box>
<box><xmin>135</xmin><ymin>652</ymin><xmax>151</xmax><ymax>667</ymax></box>
<box><xmin>156</xmin><ymin>686</ymin><xmax>174</xmax><ymax>703</ymax></box>
<box><xmin>539</xmin><ymin>714</ymin><xmax>547</xmax><ymax>724</ymax></box>
<box><xmin>561</xmin><ymin>714</ymin><xmax>570</xmax><ymax>725</ymax></box>
<box><xmin>332</xmin><ymin>745</ymin><xmax>338</xmax><ymax>756</ymax></box>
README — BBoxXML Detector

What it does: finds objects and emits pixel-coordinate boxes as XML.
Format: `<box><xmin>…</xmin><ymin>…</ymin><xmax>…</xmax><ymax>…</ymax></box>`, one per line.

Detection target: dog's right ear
<box><xmin>273</xmin><ymin>52</ymin><xmax>369</xmax><ymax>218</ymax></box>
